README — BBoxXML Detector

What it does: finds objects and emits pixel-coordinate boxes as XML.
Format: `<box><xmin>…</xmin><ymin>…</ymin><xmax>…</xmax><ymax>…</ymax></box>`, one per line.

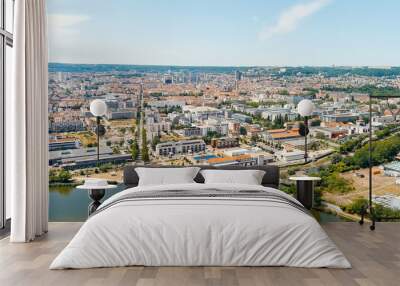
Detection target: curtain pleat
<box><xmin>9</xmin><ymin>0</ymin><xmax>48</xmax><ymax>242</ymax></box>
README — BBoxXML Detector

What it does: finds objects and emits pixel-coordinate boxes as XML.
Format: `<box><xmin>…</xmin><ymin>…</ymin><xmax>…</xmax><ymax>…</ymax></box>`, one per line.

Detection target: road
<box><xmin>136</xmin><ymin>83</ymin><xmax>144</xmax><ymax>163</ymax></box>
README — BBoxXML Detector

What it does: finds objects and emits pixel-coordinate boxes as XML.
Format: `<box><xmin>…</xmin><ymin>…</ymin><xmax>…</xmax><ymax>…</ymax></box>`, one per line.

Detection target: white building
<box><xmin>372</xmin><ymin>115</ymin><xmax>396</xmax><ymax>127</ymax></box>
<box><xmin>106</xmin><ymin>110</ymin><xmax>135</xmax><ymax>120</ymax></box>
<box><xmin>155</xmin><ymin>139</ymin><xmax>206</xmax><ymax>156</ymax></box>
<box><xmin>146</xmin><ymin>121</ymin><xmax>172</xmax><ymax>141</ymax></box>
<box><xmin>182</xmin><ymin>106</ymin><xmax>224</xmax><ymax>121</ymax></box>
<box><xmin>261</xmin><ymin>108</ymin><xmax>297</xmax><ymax>121</ymax></box>
<box><xmin>148</xmin><ymin>100</ymin><xmax>185</xmax><ymax>108</ymax></box>
<box><xmin>373</xmin><ymin>195</ymin><xmax>400</xmax><ymax>210</ymax></box>
<box><xmin>275</xmin><ymin>150</ymin><xmax>305</xmax><ymax>162</ymax></box>
<box><xmin>197</xmin><ymin>119</ymin><xmax>229</xmax><ymax>136</ymax></box>
<box><xmin>49</xmin><ymin>120</ymin><xmax>85</xmax><ymax>133</ymax></box>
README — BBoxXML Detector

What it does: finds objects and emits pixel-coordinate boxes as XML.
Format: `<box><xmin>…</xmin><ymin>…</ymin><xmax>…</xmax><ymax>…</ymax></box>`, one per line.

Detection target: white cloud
<box><xmin>48</xmin><ymin>14</ymin><xmax>90</xmax><ymax>29</ymax></box>
<box><xmin>48</xmin><ymin>14</ymin><xmax>90</xmax><ymax>39</ymax></box>
<box><xmin>258</xmin><ymin>0</ymin><xmax>331</xmax><ymax>41</ymax></box>
<box><xmin>48</xmin><ymin>14</ymin><xmax>91</xmax><ymax>62</ymax></box>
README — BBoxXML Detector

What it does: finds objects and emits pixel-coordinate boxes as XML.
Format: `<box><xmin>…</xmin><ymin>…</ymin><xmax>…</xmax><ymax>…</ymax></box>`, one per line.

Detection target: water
<box><xmin>49</xmin><ymin>185</ymin><xmax>349</xmax><ymax>223</ymax></box>
<box><xmin>49</xmin><ymin>185</ymin><xmax>123</xmax><ymax>221</ymax></box>
<box><xmin>193</xmin><ymin>154</ymin><xmax>217</xmax><ymax>161</ymax></box>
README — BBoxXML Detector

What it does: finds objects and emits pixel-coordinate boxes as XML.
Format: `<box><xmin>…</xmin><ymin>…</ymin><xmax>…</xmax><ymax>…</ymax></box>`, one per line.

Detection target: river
<box><xmin>49</xmin><ymin>185</ymin><xmax>348</xmax><ymax>222</ymax></box>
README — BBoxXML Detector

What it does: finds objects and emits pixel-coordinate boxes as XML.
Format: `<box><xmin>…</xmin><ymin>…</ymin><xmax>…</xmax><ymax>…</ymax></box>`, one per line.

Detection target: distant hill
<box><xmin>48</xmin><ymin>63</ymin><xmax>249</xmax><ymax>74</ymax></box>
<box><xmin>48</xmin><ymin>63</ymin><xmax>400</xmax><ymax>77</ymax></box>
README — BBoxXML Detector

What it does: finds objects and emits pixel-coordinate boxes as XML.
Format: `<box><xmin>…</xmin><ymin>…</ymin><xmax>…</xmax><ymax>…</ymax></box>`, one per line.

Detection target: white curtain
<box><xmin>7</xmin><ymin>0</ymin><xmax>49</xmax><ymax>242</ymax></box>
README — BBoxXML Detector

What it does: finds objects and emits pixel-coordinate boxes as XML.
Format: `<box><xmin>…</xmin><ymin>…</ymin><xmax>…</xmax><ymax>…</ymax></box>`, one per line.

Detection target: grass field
<box><xmin>323</xmin><ymin>167</ymin><xmax>400</xmax><ymax>207</ymax></box>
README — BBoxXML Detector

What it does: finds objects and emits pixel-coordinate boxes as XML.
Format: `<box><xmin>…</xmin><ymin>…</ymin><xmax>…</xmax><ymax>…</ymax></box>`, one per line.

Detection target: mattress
<box><xmin>50</xmin><ymin>183</ymin><xmax>351</xmax><ymax>269</ymax></box>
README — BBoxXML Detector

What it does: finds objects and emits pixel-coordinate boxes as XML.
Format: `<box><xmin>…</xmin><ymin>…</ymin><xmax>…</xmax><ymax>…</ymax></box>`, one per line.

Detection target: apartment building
<box><xmin>146</xmin><ymin>121</ymin><xmax>172</xmax><ymax>141</ymax></box>
<box><xmin>49</xmin><ymin>138</ymin><xmax>81</xmax><ymax>151</ymax></box>
<box><xmin>176</xmin><ymin>127</ymin><xmax>202</xmax><ymax>137</ymax></box>
<box><xmin>49</xmin><ymin>120</ymin><xmax>85</xmax><ymax>133</ymax></box>
<box><xmin>210</xmin><ymin>137</ymin><xmax>239</xmax><ymax>148</ymax></box>
<box><xmin>207</xmin><ymin>154</ymin><xmax>271</xmax><ymax>167</ymax></box>
<box><xmin>155</xmin><ymin>139</ymin><xmax>206</xmax><ymax>156</ymax></box>
<box><xmin>105</xmin><ymin>110</ymin><xmax>136</xmax><ymax>120</ymax></box>
<box><xmin>263</xmin><ymin>128</ymin><xmax>302</xmax><ymax>143</ymax></box>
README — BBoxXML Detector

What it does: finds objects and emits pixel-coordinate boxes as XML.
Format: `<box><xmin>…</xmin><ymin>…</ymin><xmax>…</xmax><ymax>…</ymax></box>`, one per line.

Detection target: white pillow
<box><xmin>200</xmin><ymin>169</ymin><xmax>265</xmax><ymax>185</ymax></box>
<box><xmin>136</xmin><ymin>167</ymin><xmax>200</xmax><ymax>186</ymax></box>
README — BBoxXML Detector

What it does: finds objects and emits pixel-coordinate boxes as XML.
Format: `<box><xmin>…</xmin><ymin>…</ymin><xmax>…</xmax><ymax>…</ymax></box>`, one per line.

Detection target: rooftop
<box><xmin>207</xmin><ymin>154</ymin><xmax>252</xmax><ymax>164</ymax></box>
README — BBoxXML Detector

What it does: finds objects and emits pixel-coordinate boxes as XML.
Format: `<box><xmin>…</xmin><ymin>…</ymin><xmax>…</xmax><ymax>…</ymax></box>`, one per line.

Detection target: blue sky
<box><xmin>47</xmin><ymin>0</ymin><xmax>400</xmax><ymax>66</ymax></box>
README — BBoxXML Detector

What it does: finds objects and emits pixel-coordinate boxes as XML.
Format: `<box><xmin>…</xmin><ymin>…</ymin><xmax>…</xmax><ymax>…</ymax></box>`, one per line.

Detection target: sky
<box><xmin>47</xmin><ymin>0</ymin><xmax>400</xmax><ymax>67</ymax></box>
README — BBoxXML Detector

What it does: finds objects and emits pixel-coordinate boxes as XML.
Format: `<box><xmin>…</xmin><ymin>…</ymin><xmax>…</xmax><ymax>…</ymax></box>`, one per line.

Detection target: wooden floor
<box><xmin>0</xmin><ymin>222</ymin><xmax>399</xmax><ymax>286</ymax></box>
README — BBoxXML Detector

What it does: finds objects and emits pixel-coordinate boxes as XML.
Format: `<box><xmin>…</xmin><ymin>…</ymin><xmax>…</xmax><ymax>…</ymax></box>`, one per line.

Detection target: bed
<box><xmin>50</xmin><ymin>165</ymin><xmax>351</xmax><ymax>269</ymax></box>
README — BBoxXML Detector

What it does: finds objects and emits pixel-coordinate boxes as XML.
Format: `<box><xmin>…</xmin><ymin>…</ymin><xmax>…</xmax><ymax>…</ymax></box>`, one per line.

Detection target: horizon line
<box><xmin>48</xmin><ymin>62</ymin><xmax>398</xmax><ymax>69</ymax></box>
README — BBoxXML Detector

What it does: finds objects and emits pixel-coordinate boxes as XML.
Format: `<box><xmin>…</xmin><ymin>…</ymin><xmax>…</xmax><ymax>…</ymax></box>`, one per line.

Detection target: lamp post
<box><xmin>90</xmin><ymin>99</ymin><xmax>107</xmax><ymax>164</ymax></box>
<box><xmin>297</xmin><ymin>99</ymin><xmax>315</xmax><ymax>164</ymax></box>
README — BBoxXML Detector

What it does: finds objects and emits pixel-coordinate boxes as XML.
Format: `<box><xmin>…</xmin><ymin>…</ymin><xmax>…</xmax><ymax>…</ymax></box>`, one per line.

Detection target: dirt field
<box><xmin>107</xmin><ymin>119</ymin><xmax>136</xmax><ymax>128</ymax></box>
<box><xmin>73</xmin><ymin>169</ymin><xmax>124</xmax><ymax>183</ymax></box>
<box><xmin>324</xmin><ymin>167</ymin><xmax>400</xmax><ymax>207</ymax></box>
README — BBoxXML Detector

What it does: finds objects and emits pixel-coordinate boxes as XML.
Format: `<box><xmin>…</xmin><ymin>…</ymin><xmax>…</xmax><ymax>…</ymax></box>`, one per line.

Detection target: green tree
<box><xmin>319</xmin><ymin>172</ymin><xmax>354</xmax><ymax>194</ymax></box>
<box><xmin>278</xmin><ymin>89</ymin><xmax>289</xmax><ymax>95</ymax></box>
<box><xmin>310</xmin><ymin>119</ymin><xmax>321</xmax><ymax>126</ymax></box>
<box><xmin>352</xmin><ymin>134</ymin><xmax>400</xmax><ymax>168</ymax></box>
<box><xmin>331</xmin><ymin>153</ymin><xmax>343</xmax><ymax>164</ymax></box>
<box><xmin>346</xmin><ymin>198</ymin><xmax>368</xmax><ymax>215</ymax></box>
<box><xmin>131</xmin><ymin>140</ymin><xmax>139</xmax><ymax>160</ymax></box>
<box><xmin>142</xmin><ymin>128</ymin><xmax>150</xmax><ymax>162</ymax></box>
<box><xmin>99</xmin><ymin>163</ymin><xmax>113</xmax><ymax>173</ymax></box>
<box><xmin>49</xmin><ymin>169</ymin><xmax>72</xmax><ymax>183</ymax></box>
<box><xmin>142</xmin><ymin>145</ymin><xmax>150</xmax><ymax>162</ymax></box>
<box><xmin>151</xmin><ymin>136</ymin><xmax>160</xmax><ymax>151</ymax></box>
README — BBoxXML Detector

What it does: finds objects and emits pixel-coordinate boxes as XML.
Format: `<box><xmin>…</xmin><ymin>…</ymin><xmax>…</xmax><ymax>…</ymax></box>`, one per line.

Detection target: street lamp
<box><xmin>90</xmin><ymin>99</ymin><xmax>107</xmax><ymax>164</ymax></box>
<box><xmin>297</xmin><ymin>99</ymin><xmax>315</xmax><ymax>163</ymax></box>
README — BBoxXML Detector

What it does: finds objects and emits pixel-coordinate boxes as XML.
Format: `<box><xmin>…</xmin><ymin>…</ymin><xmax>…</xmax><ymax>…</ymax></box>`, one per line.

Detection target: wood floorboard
<box><xmin>0</xmin><ymin>222</ymin><xmax>399</xmax><ymax>286</ymax></box>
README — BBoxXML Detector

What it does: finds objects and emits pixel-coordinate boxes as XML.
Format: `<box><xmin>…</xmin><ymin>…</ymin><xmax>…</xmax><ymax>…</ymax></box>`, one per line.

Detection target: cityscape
<box><xmin>48</xmin><ymin>63</ymin><xmax>400</xmax><ymax>221</ymax></box>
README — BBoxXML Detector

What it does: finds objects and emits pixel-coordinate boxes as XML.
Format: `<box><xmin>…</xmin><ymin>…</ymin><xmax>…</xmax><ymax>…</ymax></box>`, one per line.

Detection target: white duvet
<box><xmin>50</xmin><ymin>183</ymin><xmax>351</xmax><ymax>269</ymax></box>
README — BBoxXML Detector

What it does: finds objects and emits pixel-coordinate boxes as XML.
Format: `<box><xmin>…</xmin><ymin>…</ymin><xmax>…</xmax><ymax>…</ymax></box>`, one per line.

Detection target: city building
<box><xmin>106</xmin><ymin>110</ymin><xmax>135</xmax><ymax>120</ymax></box>
<box><xmin>383</xmin><ymin>161</ymin><xmax>400</xmax><ymax>177</ymax></box>
<box><xmin>149</xmin><ymin>100</ymin><xmax>185</xmax><ymax>108</ymax></box>
<box><xmin>261</xmin><ymin>108</ymin><xmax>297</xmax><ymax>121</ymax></box>
<box><xmin>373</xmin><ymin>195</ymin><xmax>400</xmax><ymax>210</ymax></box>
<box><xmin>263</xmin><ymin>128</ymin><xmax>302</xmax><ymax>143</ymax></box>
<box><xmin>182</xmin><ymin>106</ymin><xmax>224</xmax><ymax>121</ymax></box>
<box><xmin>49</xmin><ymin>120</ymin><xmax>85</xmax><ymax>133</ymax></box>
<box><xmin>372</xmin><ymin>115</ymin><xmax>396</xmax><ymax>127</ymax></box>
<box><xmin>210</xmin><ymin>137</ymin><xmax>239</xmax><ymax>148</ymax></box>
<box><xmin>49</xmin><ymin>138</ymin><xmax>80</xmax><ymax>151</ymax></box>
<box><xmin>176</xmin><ymin>127</ymin><xmax>202</xmax><ymax>137</ymax></box>
<box><xmin>275</xmin><ymin>150</ymin><xmax>305</xmax><ymax>162</ymax></box>
<box><xmin>207</xmin><ymin>154</ymin><xmax>271</xmax><ymax>167</ymax></box>
<box><xmin>231</xmin><ymin>113</ymin><xmax>252</xmax><ymax>123</ymax></box>
<box><xmin>320</xmin><ymin>113</ymin><xmax>359</xmax><ymax>123</ymax></box>
<box><xmin>49</xmin><ymin>147</ymin><xmax>131</xmax><ymax>169</ymax></box>
<box><xmin>146</xmin><ymin>121</ymin><xmax>172</xmax><ymax>141</ymax></box>
<box><xmin>310</xmin><ymin>126</ymin><xmax>348</xmax><ymax>139</ymax></box>
<box><xmin>155</xmin><ymin>139</ymin><xmax>206</xmax><ymax>156</ymax></box>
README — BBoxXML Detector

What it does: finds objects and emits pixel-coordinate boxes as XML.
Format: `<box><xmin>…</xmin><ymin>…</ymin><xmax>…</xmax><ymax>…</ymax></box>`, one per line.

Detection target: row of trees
<box><xmin>319</xmin><ymin>134</ymin><xmax>400</xmax><ymax>180</ymax></box>
<box><xmin>345</xmin><ymin>198</ymin><xmax>400</xmax><ymax>220</ymax></box>
<box><xmin>141</xmin><ymin>128</ymin><xmax>150</xmax><ymax>162</ymax></box>
<box><xmin>308</xmin><ymin>132</ymin><xmax>400</xmax><ymax>213</ymax></box>
<box><xmin>351</xmin><ymin>134</ymin><xmax>400</xmax><ymax>168</ymax></box>
<box><xmin>322</xmin><ymin>85</ymin><xmax>400</xmax><ymax>97</ymax></box>
<box><xmin>49</xmin><ymin>169</ymin><xmax>72</xmax><ymax>184</ymax></box>
<box><xmin>131</xmin><ymin>140</ymin><xmax>139</xmax><ymax>160</ymax></box>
